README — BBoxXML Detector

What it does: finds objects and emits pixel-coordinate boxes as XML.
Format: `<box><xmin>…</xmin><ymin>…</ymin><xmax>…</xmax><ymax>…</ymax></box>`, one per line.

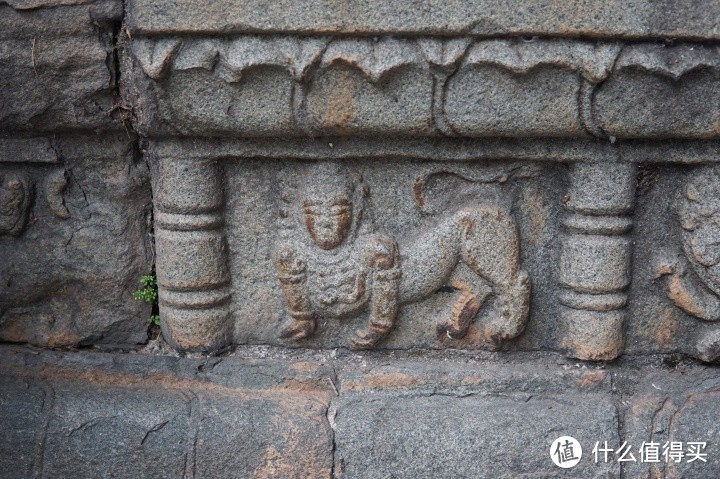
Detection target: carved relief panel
<box><xmin>152</xmin><ymin>154</ymin><xmax>567</xmax><ymax>353</ymax></box>
<box><xmin>0</xmin><ymin>138</ymin><xmax>153</xmax><ymax>349</ymax></box>
<box><xmin>132</xmin><ymin>33</ymin><xmax>720</xmax><ymax>362</ymax></box>
<box><xmin>650</xmin><ymin>166</ymin><xmax>720</xmax><ymax>361</ymax></box>
<box><xmin>271</xmin><ymin>162</ymin><xmax>531</xmax><ymax>349</ymax></box>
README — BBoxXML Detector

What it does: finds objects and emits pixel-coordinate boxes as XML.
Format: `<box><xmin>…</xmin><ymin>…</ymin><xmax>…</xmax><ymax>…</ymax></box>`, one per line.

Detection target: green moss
<box><xmin>133</xmin><ymin>275</ymin><xmax>160</xmax><ymax>325</ymax></box>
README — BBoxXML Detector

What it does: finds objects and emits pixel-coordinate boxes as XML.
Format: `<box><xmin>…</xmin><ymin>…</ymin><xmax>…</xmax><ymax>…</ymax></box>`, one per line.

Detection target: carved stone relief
<box><xmin>0</xmin><ymin>137</ymin><xmax>153</xmax><ymax>349</ymax></box>
<box><xmin>115</xmin><ymin>16</ymin><xmax>720</xmax><ymax>361</ymax></box>
<box><xmin>156</xmin><ymin>157</ymin><xmax>559</xmax><ymax>355</ymax></box>
<box><xmin>273</xmin><ymin>162</ymin><xmax>531</xmax><ymax>349</ymax></box>
<box><xmin>0</xmin><ymin>169</ymin><xmax>73</xmax><ymax>239</ymax></box>
<box><xmin>0</xmin><ymin>173</ymin><xmax>32</xmax><ymax>236</ymax></box>
<box><xmin>45</xmin><ymin>169</ymin><xmax>71</xmax><ymax>220</ymax></box>
<box><xmin>658</xmin><ymin>166</ymin><xmax>720</xmax><ymax>360</ymax></box>
<box><xmin>129</xmin><ymin>37</ymin><xmax>720</xmax><ymax>141</ymax></box>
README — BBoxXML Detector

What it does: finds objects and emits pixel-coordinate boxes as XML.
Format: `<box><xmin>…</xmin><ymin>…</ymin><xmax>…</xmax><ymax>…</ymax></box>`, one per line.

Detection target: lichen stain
<box><xmin>518</xmin><ymin>183</ymin><xmax>548</xmax><ymax>247</ymax></box>
<box><xmin>342</xmin><ymin>371</ymin><xmax>419</xmax><ymax>391</ymax></box>
<box><xmin>655</xmin><ymin>306</ymin><xmax>680</xmax><ymax>350</ymax></box>
<box><xmin>322</xmin><ymin>68</ymin><xmax>357</xmax><ymax>133</ymax></box>
<box><xmin>253</xmin><ymin>410</ymin><xmax>332</xmax><ymax>479</ymax></box>
<box><xmin>574</xmin><ymin>370</ymin><xmax>607</xmax><ymax>389</ymax></box>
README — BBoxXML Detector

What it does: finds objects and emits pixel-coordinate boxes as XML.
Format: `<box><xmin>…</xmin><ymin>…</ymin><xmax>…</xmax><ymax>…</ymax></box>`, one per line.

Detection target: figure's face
<box><xmin>303</xmin><ymin>195</ymin><xmax>352</xmax><ymax>250</ymax></box>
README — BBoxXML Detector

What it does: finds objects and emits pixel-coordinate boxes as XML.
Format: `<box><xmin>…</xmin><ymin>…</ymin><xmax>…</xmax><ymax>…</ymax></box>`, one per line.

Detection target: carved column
<box><xmin>153</xmin><ymin>155</ymin><xmax>233</xmax><ymax>352</ymax></box>
<box><xmin>559</xmin><ymin>161</ymin><xmax>636</xmax><ymax>360</ymax></box>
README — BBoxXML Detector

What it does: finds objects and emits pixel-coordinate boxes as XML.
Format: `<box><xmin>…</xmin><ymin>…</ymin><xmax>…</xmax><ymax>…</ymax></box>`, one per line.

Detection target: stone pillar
<box><xmin>559</xmin><ymin>161</ymin><xmax>636</xmax><ymax>360</ymax></box>
<box><xmin>153</xmin><ymin>155</ymin><xmax>233</xmax><ymax>352</ymax></box>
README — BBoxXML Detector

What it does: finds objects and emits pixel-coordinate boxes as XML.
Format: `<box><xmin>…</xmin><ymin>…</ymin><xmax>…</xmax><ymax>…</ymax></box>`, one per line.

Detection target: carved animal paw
<box><xmin>438</xmin><ymin>295</ymin><xmax>483</xmax><ymax>340</ymax></box>
<box><xmin>279</xmin><ymin>318</ymin><xmax>315</xmax><ymax>341</ymax></box>
<box><xmin>487</xmin><ymin>270</ymin><xmax>532</xmax><ymax>342</ymax></box>
<box><xmin>350</xmin><ymin>328</ymin><xmax>386</xmax><ymax>350</ymax></box>
<box><xmin>436</xmin><ymin>321</ymin><xmax>468</xmax><ymax>340</ymax></box>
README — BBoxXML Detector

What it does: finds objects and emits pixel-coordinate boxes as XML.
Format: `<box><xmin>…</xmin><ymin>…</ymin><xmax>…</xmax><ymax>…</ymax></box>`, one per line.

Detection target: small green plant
<box><xmin>147</xmin><ymin>314</ymin><xmax>161</xmax><ymax>327</ymax></box>
<box><xmin>133</xmin><ymin>274</ymin><xmax>160</xmax><ymax>326</ymax></box>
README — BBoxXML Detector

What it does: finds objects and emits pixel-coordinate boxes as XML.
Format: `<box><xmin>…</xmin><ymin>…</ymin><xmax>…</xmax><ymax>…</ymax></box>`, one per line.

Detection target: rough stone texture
<box><xmin>5</xmin><ymin>1</ymin><xmax>720</xmax><ymax>476</ymax></box>
<box><xmin>0</xmin><ymin>345</ymin><xmax>335</xmax><ymax>479</ymax></box>
<box><xmin>143</xmin><ymin>153</ymin><xmax>720</xmax><ymax>362</ymax></box>
<box><xmin>0</xmin><ymin>134</ymin><xmax>153</xmax><ymax>347</ymax></box>
<box><xmin>126</xmin><ymin>37</ymin><xmax>720</xmax><ymax>140</ymax></box>
<box><xmin>0</xmin><ymin>0</ymin><xmax>153</xmax><ymax>349</ymax></box>
<box><xmin>595</xmin><ymin>44</ymin><xmax>720</xmax><ymax>139</ymax></box>
<box><xmin>5</xmin><ymin>345</ymin><xmax>720</xmax><ymax>478</ymax></box>
<box><xmin>0</xmin><ymin>0</ymin><xmax>124</xmax><ymax>133</ymax></box>
<box><xmin>336</xmin><ymin>378</ymin><xmax>619</xmax><ymax>478</ymax></box>
<box><xmin>126</xmin><ymin>0</ymin><xmax>720</xmax><ymax>40</ymax></box>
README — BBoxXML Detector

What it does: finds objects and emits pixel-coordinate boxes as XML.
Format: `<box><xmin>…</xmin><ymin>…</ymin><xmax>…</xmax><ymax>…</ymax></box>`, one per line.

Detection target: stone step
<box><xmin>2</xmin><ymin>344</ymin><xmax>719</xmax><ymax>478</ymax></box>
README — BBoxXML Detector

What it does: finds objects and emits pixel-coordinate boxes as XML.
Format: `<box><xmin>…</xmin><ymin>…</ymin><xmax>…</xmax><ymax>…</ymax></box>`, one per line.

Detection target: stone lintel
<box><xmin>127</xmin><ymin>0</ymin><xmax>720</xmax><ymax>41</ymax></box>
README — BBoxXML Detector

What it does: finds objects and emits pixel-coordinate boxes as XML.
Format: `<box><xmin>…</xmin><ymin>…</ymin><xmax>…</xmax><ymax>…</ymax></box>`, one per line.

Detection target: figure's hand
<box><xmin>279</xmin><ymin>317</ymin><xmax>315</xmax><ymax>341</ymax></box>
<box><xmin>275</xmin><ymin>245</ymin><xmax>306</xmax><ymax>275</ymax></box>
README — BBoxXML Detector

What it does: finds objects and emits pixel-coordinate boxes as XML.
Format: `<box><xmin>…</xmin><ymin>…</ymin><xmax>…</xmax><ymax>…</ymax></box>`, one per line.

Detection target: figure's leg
<box><xmin>274</xmin><ymin>245</ymin><xmax>316</xmax><ymax>341</ymax></box>
<box><xmin>351</xmin><ymin>237</ymin><xmax>401</xmax><ymax>349</ymax></box>
<box><xmin>436</xmin><ymin>277</ymin><xmax>492</xmax><ymax>339</ymax></box>
<box><xmin>399</xmin><ymin>212</ymin><xmax>492</xmax><ymax>339</ymax></box>
<box><xmin>399</xmin><ymin>206</ymin><xmax>530</xmax><ymax>343</ymax></box>
<box><xmin>456</xmin><ymin>206</ymin><xmax>531</xmax><ymax>344</ymax></box>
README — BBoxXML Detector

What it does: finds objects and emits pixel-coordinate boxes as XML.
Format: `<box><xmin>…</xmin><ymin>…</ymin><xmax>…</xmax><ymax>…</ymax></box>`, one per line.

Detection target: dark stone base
<box><xmin>2</xmin><ymin>345</ymin><xmax>720</xmax><ymax>478</ymax></box>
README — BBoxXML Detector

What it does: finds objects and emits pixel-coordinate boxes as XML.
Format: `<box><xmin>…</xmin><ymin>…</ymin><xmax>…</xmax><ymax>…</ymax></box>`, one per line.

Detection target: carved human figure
<box><xmin>661</xmin><ymin>166</ymin><xmax>720</xmax><ymax>321</ymax></box>
<box><xmin>658</xmin><ymin>166</ymin><xmax>720</xmax><ymax>360</ymax></box>
<box><xmin>0</xmin><ymin>174</ymin><xmax>31</xmax><ymax>236</ymax></box>
<box><xmin>274</xmin><ymin>162</ymin><xmax>531</xmax><ymax>349</ymax></box>
<box><xmin>274</xmin><ymin>164</ymin><xmax>400</xmax><ymax>348</ymax></box>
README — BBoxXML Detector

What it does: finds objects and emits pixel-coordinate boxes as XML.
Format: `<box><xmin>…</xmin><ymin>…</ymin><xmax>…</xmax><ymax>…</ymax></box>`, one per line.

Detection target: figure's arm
<box><xmin>274</xmin><ymin>244</ymin><xmax>316</xmax><ymax>340</ymax></box>
<box><xmin>351</xmin><ymin>238</ymin><xmax>401</xmax><ymax>349</ymax></box>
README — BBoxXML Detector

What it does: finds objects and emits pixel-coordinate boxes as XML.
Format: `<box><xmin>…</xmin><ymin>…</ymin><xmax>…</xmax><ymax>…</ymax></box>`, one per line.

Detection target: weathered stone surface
<box><xmin>0</xmin><ymin>345</ymin><xmax>335</xmax><ymax>479</ymax></box>
<box><xmin>147</xmin><ymin>136</ymin><xmax>720</xmax><ymax>164</ymax></box>
<box><xmin>0</xmin><ymin>0</ymin><xmax>120</xmax><ymax>39</ymax></box>
<box><xmin>0</xmin><ymin>0</ymin><xmax>123</xmax><ymax>132</ymax></box>
<box><xmin>189</xmin><ymin>158</ymin><xmax>557</xmax><ymax>352</ymax></box>
<box><xmin>336</xmin><ymin>393</ymin><xmax>617</xmax><ymax>478</ymax></box>
<box><xmin>629</xmin><ymin>165</ymin><xmax>720</xmax><ymax>361</ymax></box>
<box><xmin>128</xmin><ymin>37</ymin><xmax>720</xmax><ymax>140</ymax></box>
<box><xmin>595</xmin><ymin>44</ymin><xmax>720</xmax><ymax>139</ymax></box>
<box><xmin>126</xmin><ymin>0</ymin><xmax>720</xmax><ymax>40</ymax></box>
<box><xmin>0</xmin><ymin>376</ymin><xmax>48</xmax><ymax>478</ymax></box>
<box><xmin>4</xmin><ymin>346</ymin><xmax>720</xmax><ymax>478</ymax></box>
<box><xmin>0</xmin><ymin>134</ymin><xmax>153</xmax><ymax>348</ymax></box>
<box><xmin>142</xmin><ymin>146</ymin><xmax>720</xmax><ymax>361</ymax></box>
<box><xmin>619</xmin><ymin>364</ymin><xmax>720</xmax><ymax>479</ymax></box>
<box><xmin>335</xmin><ymin>357</ymin><xmax>619</xmax><ymax>478</ymax></box>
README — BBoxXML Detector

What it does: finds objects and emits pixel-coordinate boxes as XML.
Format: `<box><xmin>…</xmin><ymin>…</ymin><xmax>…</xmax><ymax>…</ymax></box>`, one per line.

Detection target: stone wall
<box><xmin>3</xmin><ymin>1</ymin><xmax>720</xmax><ymax>477</ymax></box>
<box><xmin>1</xmin><ymin>0</ymin><xmax>153</xmax><ymax>347</ymax></box>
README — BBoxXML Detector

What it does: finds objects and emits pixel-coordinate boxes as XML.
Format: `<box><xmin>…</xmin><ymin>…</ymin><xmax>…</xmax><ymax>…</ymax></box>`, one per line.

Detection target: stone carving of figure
<box><xmin>658</xmin><ymin>166</ymin><xmax>720</xmax><ymax>360</ymax></box>
<box><xmin>662</xmin><ymin>166</ymin><xmax>720</xmax><ymax>321</ymax></box>
<box><xmin>274</xmin><ymin>162</ymin><xmax>531</xmax><ymax>349</ymax></box>
<box><xmin>0</xmin><ymin>174</ymin><xmax>31</xmax><ymax>236</ymax></box>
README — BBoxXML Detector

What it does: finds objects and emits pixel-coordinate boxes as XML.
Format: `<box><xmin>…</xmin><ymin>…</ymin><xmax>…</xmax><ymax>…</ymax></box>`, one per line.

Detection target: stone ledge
<box><xmin>145</xmin><ymin>137</ymin><xmax>720</xmax><ymax>164</ymax></box>
<box><xmin>3</xmin><ymin>345</ymin><xmax>720</xmax><ymax>478</ymax></box>
<box><xmin>126</xmin><ymin>0</ymin><xmax>720</xmax><ymax>41</ymax></box>
<box><xmin>127</xmin><ymin>37</ymin><xmax>720</xmax><ymax>139</ymax></box>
